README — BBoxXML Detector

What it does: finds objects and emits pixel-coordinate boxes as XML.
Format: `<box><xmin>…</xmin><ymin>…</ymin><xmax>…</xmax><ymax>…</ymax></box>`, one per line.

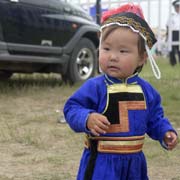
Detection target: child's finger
<box><xmin>98</xmin><ymin>115</ymin><xmax>111</xmax><ymax>125</ymax></box>
<box><xmin>91</xmin><ymin>128</ymin><xmax>100</xmax><ymax>136</ymax></box>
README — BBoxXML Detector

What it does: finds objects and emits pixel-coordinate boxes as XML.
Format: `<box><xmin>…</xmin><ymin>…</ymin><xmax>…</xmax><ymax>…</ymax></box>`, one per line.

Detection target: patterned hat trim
<box><xmin>101</xmin><ymin>21</ymin><xmax>147</xmax><ymax>46</ymax></box>
<box><xmin>101</xmin><ymin>14</ymin><xmax>155</xmax><ymax>49</ymax></box>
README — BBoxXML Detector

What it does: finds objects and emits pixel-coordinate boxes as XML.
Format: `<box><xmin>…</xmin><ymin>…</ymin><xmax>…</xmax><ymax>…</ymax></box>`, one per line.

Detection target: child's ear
<box><xmin>143</xmin><ymin>52</ymin><xmax>148</xmax><ymax>62</ymax></box>
<box><xmin>139</xmin><ymin>52</ymin><xmax>148</xmax><ymax>66</ymax></box>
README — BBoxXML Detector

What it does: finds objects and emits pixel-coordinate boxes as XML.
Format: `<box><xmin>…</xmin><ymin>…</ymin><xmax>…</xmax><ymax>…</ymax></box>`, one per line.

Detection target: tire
<box><xmin>0</xmin><ymin>71</ymin><xmax>12</xmax><ymax>80</ymax></box>
<box><xmin>68</xmin><ymin>38</ymin><xmax>97</xmax><ymax>84</ymax></box>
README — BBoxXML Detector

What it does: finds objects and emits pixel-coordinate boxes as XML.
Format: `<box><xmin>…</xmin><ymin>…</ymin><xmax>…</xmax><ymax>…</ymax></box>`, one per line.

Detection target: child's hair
<box><xmin>101</xmin><ymin>25</ymin><xmax>146</xmax><ymax>57</ymax></box>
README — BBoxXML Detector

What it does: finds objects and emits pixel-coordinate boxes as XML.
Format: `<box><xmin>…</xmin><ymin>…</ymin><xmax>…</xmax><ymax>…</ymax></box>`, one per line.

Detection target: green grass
<box><xmin>0</xmin><ymin>57</ymin><xmax>179</xmax><ymax>180</ymax></box>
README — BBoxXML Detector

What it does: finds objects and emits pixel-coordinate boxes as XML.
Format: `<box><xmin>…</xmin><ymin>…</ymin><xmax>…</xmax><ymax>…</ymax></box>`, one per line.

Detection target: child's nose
<box><xmin>110</xmin><ymin>52</ymin><xmax>118</xmax><ymax>61</ymax></box>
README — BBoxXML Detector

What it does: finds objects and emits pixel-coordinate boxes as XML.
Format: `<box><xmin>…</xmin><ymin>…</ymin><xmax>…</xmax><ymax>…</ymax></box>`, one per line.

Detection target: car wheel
<box><xmin>68</xmin><ymin>38</ymin><xmax>97</xmax><ymax>84</ymax></box>
<box><xmin>0</xmin><ymin>71</ymin><xmax>12</xmax><ymax>80</ymax></box>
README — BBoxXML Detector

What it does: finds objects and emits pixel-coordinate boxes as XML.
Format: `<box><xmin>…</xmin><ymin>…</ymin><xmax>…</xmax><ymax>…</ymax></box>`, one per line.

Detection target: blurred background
<box><xmin>65</xmin><ymin>0</ymin><xmax>179</xmax><ymax>57</ymax></box>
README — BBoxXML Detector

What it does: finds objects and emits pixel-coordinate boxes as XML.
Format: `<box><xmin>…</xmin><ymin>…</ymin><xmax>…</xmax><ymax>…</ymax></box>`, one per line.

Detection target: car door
<box><xmin>0</xmin><ymin>0</ymin><xmax>68</xmax><ymax>54</ymax></box>
<box><xmin>15</xmin><ymin>0</ymin><xmax>68</xmax><ymax>47</ymax></box>
<box><xmin>0</xmin><ymin>0</ymin><xmax>22</xmax><ymax>44</ymax></box>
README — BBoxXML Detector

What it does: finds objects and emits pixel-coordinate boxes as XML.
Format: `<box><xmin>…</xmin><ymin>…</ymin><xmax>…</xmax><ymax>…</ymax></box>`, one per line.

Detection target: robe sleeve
<box><xmin>146</xmin><ymin>86</ymin><xmax>177</xmax><ymax>148</ymax></box>
<box><xmin>63</xmin><ymin>79</ymin><xmax>100</xmax><ymax>133</ymax></box>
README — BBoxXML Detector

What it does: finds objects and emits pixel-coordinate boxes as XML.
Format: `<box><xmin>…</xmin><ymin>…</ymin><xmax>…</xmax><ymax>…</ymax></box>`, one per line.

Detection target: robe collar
<box><xmin>104</xmin><ymin>73</ymin><xmax>139</xmax><ymax>85</ymax></box>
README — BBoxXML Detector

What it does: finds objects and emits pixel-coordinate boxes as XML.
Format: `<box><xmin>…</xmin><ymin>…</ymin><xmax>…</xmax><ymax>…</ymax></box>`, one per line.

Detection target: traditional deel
<box><xmin>63</xmin><ymin>74</ymin><xmax>176</xmax><ymax>180</ymax></box>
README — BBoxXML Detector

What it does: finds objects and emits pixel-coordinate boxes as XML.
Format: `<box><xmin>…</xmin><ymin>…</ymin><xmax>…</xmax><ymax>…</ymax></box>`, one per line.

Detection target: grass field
<box><xmin>0</xmin><ymin>57</ymin><xmax>179</xmax><ymax>180</ymax></box>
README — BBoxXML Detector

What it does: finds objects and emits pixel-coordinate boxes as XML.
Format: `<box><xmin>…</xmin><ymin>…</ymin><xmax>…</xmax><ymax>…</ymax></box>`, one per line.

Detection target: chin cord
<box><xmin>145</xmin><ymin>44</ymin><xmax>161</xmax><ymax>79</ymax></box>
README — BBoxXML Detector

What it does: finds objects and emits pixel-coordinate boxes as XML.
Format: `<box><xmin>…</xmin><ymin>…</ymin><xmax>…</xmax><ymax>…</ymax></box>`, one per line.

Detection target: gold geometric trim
<box><xmin>107</xmin><ymin>83</ymin><xmax>144</xmax><ymax>94</ymax></box>
<box><xmin>102</xmin><ymin>16</ymin><xmax>153</xmax><ymax>48</ymax></box>
<box><xmin>97</xmin><ymin>143</ymin><xmax>143</xmax><ymax>154</ymax></box>
<box><xmin>86</xmin><ymin>135</ymin><xmax>145</xmax><ymax>141</ymax></box>
<box><xmin>98</xmin><ymin>138</ymin><xmax>144</xmax><ymax>154</ymax></box>
<box><xmin>106</xmin><ymin>101</ymin><xmax>146</xmax><ymax>133</ymax></box>
<box><xmin>98</xmin><ymin>139</ymin><xmax>144</xmax><ymax>146</ymax></box>
<box><xmin>84</xmin><ymin>135</ymin><xmax>145</xmax><ymax>153</ymax></box>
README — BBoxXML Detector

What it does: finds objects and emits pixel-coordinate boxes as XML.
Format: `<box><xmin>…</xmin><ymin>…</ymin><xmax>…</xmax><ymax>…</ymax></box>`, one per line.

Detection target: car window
<box><xmin>19</xmin><ymin>0</ymin><xmax>64</xmax><ymax>10</ymax></box>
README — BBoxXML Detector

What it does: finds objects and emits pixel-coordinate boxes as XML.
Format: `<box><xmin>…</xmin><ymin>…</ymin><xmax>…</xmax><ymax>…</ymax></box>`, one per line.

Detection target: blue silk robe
<box><xmin>63</xmin><ymin>73</ymin><xmax>176</xmax><ymax>180</ymax></box>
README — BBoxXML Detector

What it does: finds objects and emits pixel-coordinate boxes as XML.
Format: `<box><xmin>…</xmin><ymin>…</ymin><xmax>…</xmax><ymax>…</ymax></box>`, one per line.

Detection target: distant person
<box><xmin>64</xmin><ymin>3</ymin><xmax>178</xmax><ymax>180</ymax></box>
<box><xmin>166</xmin><ymin>0</ymin><xmax>180</xmax><ymax>66</ymax></box>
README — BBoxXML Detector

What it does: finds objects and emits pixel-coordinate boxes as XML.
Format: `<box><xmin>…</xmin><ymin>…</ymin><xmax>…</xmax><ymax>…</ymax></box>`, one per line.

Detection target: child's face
<box><xmin>99</xmin><ymin>27</ymin><xmax>147</xmax><ymax>79</ymax></box>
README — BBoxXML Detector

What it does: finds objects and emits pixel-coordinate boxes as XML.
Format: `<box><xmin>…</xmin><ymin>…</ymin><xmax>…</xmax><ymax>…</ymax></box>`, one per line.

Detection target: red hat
<box><xmin>101</xmin><ymin>3</ymin><xmax>157</xmax><ymax>49</ymax></box>
<box><xmin>101</xmin><ymin>3</ymin><xmax>145</xmax><ymax>23</ymax></box>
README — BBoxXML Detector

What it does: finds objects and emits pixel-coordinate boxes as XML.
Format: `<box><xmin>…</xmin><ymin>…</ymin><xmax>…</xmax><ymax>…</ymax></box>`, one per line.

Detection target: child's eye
<box><xmin>103</xmin><ymin>47</ymin><xmax>110</xmax><ymax>51</ymax></box>
<box><xmin>120</xmin><ymin>49</ymin><xmax>129</xmax><ymax>53</ymax></box>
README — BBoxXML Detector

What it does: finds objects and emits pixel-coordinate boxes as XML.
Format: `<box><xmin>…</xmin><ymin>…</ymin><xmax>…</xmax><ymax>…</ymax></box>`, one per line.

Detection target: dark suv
<box><xmin>0</xmin><ymin>0</ymin><xmax>100</xmax><ymax>83</ymax></box>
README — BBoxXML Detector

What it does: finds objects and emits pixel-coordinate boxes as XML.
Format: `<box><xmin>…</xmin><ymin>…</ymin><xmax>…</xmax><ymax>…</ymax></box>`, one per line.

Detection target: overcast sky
<box><xmin>140</xmin><ymin>0</ymin><xmax>172</xmax><ymax>29</ymax></box>
<box><xmin>71</xmin><ymin>0</ymin><xmax>175</xmax><ymax>29</ymax></box>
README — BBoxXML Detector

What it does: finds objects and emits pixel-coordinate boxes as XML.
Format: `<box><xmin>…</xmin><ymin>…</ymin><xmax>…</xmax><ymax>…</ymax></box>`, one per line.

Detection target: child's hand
<box><xmin>87</xmin><ymin>113</ymin><xmax>110</xmax><ymax>136</ymax></box>
<box><xmin>163</xmin><ymin>131</ymin><xmax>178</xmax><ymax>150</ymax></box>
